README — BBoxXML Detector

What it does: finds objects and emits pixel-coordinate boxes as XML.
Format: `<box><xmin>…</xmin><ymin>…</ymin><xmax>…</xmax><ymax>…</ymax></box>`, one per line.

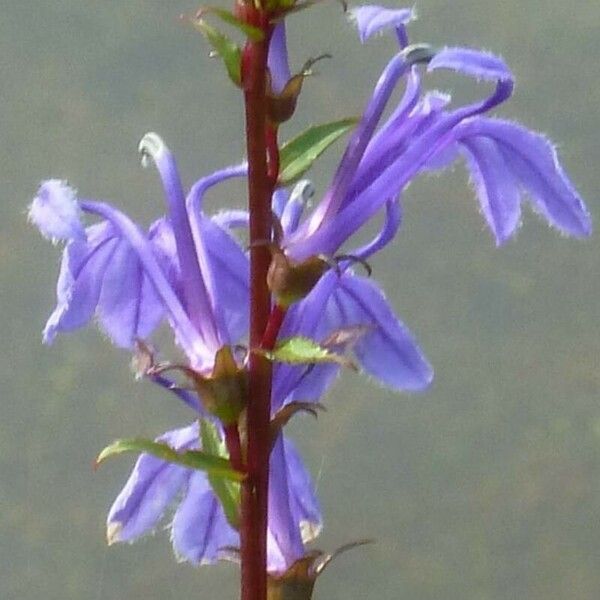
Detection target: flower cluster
<box><xmin>30</xmin><ymin>3</ymin><xmax>590</xmax><ymax>588</ymax></box>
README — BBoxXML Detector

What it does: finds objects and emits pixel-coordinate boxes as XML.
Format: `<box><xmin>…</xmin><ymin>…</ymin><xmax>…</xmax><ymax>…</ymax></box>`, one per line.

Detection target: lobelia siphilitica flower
<box><xmin>29</xmin><ymin>4</ymin><xmax>591</xmax><ymax>599</ymax></box>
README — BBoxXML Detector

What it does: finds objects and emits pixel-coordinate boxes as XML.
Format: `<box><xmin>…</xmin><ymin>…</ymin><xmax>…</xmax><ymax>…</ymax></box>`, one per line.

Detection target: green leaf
<box><xmin>192</xmin><ymin>19</ymin><xmax>242</xmax><ymax>86</ymax></box>
<box><xmin>200</xmin><ymin>419</ymin><xmax>241</xmax><ymax>529</ymax></box>
<box><xmin>259</xmin><ymin>336</ymin><xmax>356</xmax><ymax>369</ymax></box>
<box><xmin>198</xmin><ymin>7</ymin><xmax>264</xmax><ymax>42</ymax></box>
<box><xmin>278</xmin><ymin>118</ymin><xmax>358</xmax><ymax>185</ymax></box>
<box><xmin>95</xmin><ymin>438</ymin><xmax>245</xmax><ymax>482</ymax></box>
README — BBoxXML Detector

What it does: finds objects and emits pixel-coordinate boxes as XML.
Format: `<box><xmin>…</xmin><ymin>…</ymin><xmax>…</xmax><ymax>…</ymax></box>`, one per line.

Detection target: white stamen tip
<box><xmin>138</xmin><ymin>132</ymin><xmax>167</xmax><ymax>167</ymax></box>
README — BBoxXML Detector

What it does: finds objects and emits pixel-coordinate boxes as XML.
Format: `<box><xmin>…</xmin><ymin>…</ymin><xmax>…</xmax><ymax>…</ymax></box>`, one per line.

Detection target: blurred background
<box><xmin>1</xmin><ymin>1</ymin><xmax>599</xmax><ymax>599</ymax></box>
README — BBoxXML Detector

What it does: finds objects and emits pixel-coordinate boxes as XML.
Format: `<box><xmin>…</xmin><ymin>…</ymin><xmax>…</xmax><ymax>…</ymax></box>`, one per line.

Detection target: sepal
<box><xmin>270</xmin><ymin>402</ymin><xmax>325</xmax><ymax>449</ymax></box>
<box><xmin>267</xmin><ymin>55</ymin><xmax>330</xmax><ymax>124</ymax></box>
<box><xmin>267</xmin><ymin>541</ymin><xmax>373</xmax><ymax>600</ymax></box>
<box><xmin>147</xmin><ymin>346</ymin><xmax>247</xmax><ymax>425</ymax></box>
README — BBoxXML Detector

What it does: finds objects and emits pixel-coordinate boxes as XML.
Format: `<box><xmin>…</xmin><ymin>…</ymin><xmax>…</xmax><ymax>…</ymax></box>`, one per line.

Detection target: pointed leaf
<box><xmin>259</xmin><ymin>336</ymin><xmax>356</xmax><ymax>369</ymax></box>
<box><xmin>200</xmin><ymin>419</ymin><xmax>241</xmax><ymax>529</ymax></box>
<box><xmin>278</xmin><ymin>118</ymin><xmax>358</xmax><ymax>185</ymax></box>
<box><xmin>197</xmin><ymin>7</ymin><xmax>264</xmax><ymax>42</ymax></box>
<box><xmin>191</xmin><ymin>19</ymin><xmax>242</xmax><ymax>86</ymax></box>
<box><xmin>95</xmin><ymin>438</ymin><xmax>245</xmax><ymax>481</ymax></box>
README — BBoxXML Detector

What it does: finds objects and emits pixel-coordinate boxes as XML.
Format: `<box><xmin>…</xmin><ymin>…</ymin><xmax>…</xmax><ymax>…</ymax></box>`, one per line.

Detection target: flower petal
<box><xmin>280</xmin><ymin>180</ymin><xmax>315</xmax><ymax>236</ymax></box>
<box><xmin>351</xmin><ymin>199</ymin><xmax>402</xmax><ymax>260</ymax></box>
<box><xmin>43</xmin><ymin>222</ymin><xmax>118</xmax><ymax>343</ymax></box>
<box><xmin>267</xmin><ymin>435</ymin><xmax>307</xmax><ymax>572</ymax></box>
<box><xmin>332</xmin><ymin>274</ymin><xmax>433</xmax><ymax>391</ymax></box>
<box><xmin>200</xmin><ymin>217</ymin><xmax>249</xmax><ymax>343</ymax></box>
<box><xmin>460</xmin><ymin>135</ymin><xmax>522</xmax><ymax>244</ymax></box>
<box><xmin>456</xmin><ymin>118</ymin><xmax>592</xmax><ymax>238</ymax></box>
<box><xmin>186</xmin><ymin>164</ymin><xmax>250</xmax><ymax>345</ymax></box>
<box><xmin>171</xmin><ymin>472</ymin><xmax>238</xmax><ymax>565</ymax></box>
<box><xmin>106</xmin><ymin>423</ymin><xmax>198</xmax><ymax>544</ymax></box>
<box><xmin>80</xmin><ymin>200</ymin><xmax>210</xmax><ymax>366</ymax></box>
<box><xmin>283</xmin><ymin>436</ymin><xmax>321</xmax><ymax>544</ymax></box>
<box><xmin>140</xmin><ymin>133</ymin><xmax>222</xmax><ymax>351</ymax></box>
<box><xmin>43</xmin><ymin>218</ymin><xmax>173</xmax><ymax>349</ymax></box>
<box><xmin>268</xmin><ymin>22</ymin><xmax>291</xmax><ymax>95</ymax></box>
<box><xmin>272</xmin><ymin>272</ymin><xmax>341</xmax><ymax>410</ymax></box>
<box><xmin>29</xmin><ymin>180</ymin><xmax>86</xmax><ymax>242</ymax></box>
<box><xmin>349</xmin><ymin>5</ymin><xmax>415</xmax><ymax>44</ymax></box>
<box><xmin>428</xmin><ymin>47</ymin><xmax>512</xmax><ymax>83</ymax></box>
<box><xmin>97</xmin><ymin>238</ymin><xmax>165</xmax><ymax>347</ymax></box>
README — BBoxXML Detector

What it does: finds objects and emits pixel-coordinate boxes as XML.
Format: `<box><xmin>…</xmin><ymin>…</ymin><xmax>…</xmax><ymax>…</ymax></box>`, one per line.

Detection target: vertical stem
<box><xmin>241</xmin><ymin>19</ymin><xmax>273</xmax><ymax>600</ymax></box>
<box><xmin>262</xmin><ymin>305</ymin><xmax>286</xmax><ymax>351</ymax></box>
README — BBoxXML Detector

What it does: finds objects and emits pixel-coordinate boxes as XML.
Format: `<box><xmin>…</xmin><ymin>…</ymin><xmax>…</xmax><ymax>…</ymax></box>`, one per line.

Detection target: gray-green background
<box><xmin>1</xmin><ymin>1</ymin><xmax>599</xmax><ymax>599</ymax></box>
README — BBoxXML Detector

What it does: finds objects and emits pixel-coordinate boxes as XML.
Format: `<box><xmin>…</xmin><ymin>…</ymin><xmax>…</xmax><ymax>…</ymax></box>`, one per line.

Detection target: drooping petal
<box><xmin>106</xmin><ymin>423</ymin><xmax>198</xmax><ymax>544</ymax></box>
<box><xmin>43</xmin><ymin>217</ymin><xmax>175</xmax><ymax>350</ymax></box>
<box><xmin>460</xmin><ymin>135</ymin><xmax>522</xmax><ymax>244</ymax></box>
<box><xmin>29</xmin><ymin>180</ymin><xmax>86</xmax><ymax>242</ymax></box>
<box><xmin>272</xmin><ymin>272</ymin><xmax>341</xmax><ymax>410</ymax></box>
<box><xmin>267</xmin><ymin>435</ymin><xmax>307</xmax><ymax>572</ymax></box>
<box><xmin>171</xmin><ymin>471</ymin><xmax>238</xmax><ymax>565</ymax></box>
<box><xmin>43</xmin><ymin>222</ymin><xmax>118</xmax><ymax>343</ymax></box>
<box><xmin>283</xmin><ymin>436</ymin><xmax>322</xmax><ymax>544</ymax></box>
<box><xmin>96</xmin><ymin>238</ymin><xmax>165</xmax><ymax>347</ymax></box>
<box><xmin>349</xmin><ymin>5</ymin><xmax>415</xmax><ymax>44</ymax></box>
<box><xmin>456</xmin><ymin>118</ymin><xmax>592</xmax><ymax>238</ymax></box>
<box><xmin>274</xmin><ymin>269</ymin><xmax>431</xmax><ymax>407</ymax></box>
<box><xmin>80</xmin><ymin>200</ymin><xmax>211</xmax><ymax>366</ymax></box>
<box><xmin>331</xmin><ymin>274</ymin><xmax>433</xmax><ymax>392</ymax></box>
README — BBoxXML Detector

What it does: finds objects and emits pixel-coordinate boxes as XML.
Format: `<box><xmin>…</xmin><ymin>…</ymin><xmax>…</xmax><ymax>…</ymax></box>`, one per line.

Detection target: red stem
<box><xmin>262</xmin><ymin>304</ymin><xmax>287</xmax><ymax>351</ymax></box>
<box><xmin>224</xmin><ymin>424</ymin><xmax>244</xmax><ymax>472</ymax></box>
<box><xmin>241</xmin><ymin>19</ymin><xmax>273</xmax><ymax>600</ymax></box>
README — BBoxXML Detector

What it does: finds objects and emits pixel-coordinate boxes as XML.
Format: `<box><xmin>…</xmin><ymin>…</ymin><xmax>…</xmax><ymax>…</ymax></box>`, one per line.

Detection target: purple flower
<box><xmin>221</xmin><ymin>179</ymin><xmax>433</xmax><ymax>396</ymax></box>
<box><xmin>29</xmin><ymin>135</ymin><xmax>249</xmax><ymax>367</ymax></box>
<box><xmin>107</xmin><ymin>421</ymin><xmax>321</xmax><ymax>573</ymax></box>
<box><xmin>30</xmin><ymin>134</ymin><xmax>324</xmax><ymax>573</ymax></box>
<box><xmin>273</xmin><ymin>5</ymin><xmax>590</xmax><ymax>260</ymax></box>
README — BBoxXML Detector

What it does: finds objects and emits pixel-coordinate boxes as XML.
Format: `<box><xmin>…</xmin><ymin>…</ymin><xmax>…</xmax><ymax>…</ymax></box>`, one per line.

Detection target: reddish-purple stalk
<box><xmin>240</xmin><ymin>9</ymin><xmax>275</xmax><ymax>600</ymax></box>
<box><xmin>223</xmin><ymin>424</ymin><xmax>244</xmax><ymax>472</ymax></box>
